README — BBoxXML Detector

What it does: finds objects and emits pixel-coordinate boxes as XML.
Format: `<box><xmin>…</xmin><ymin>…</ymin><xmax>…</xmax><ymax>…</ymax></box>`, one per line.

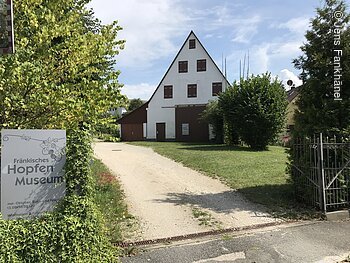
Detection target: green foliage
<box><xmin>0</xmin><ymin>0</ymin><xmax>126</xmax><ymax>261</ymax></box>
<box><xmin>293</xmin><ymin>0</ymin><xmax>350</xmax><ymax>137</ymax></box>
<box><xmin>201</xmin><ymin>100</ymin><xmax>224</xmax><ymax>143</ymax></box>
<box><xmin>95</xmin><ymin>114</ymin><xmax>121</xmax><ymax>142</ymax></box>
<box><xmin>0</xmin><ymin>0</ymin><xmax>125</xmax><ymax>130</ymax></box>
<box><xmin>0</xmin><ymin>129</ymin><xmax>119</xmax><ymax>262</ymax></box>
<box><xmin>127</xmin><ymin>98</ymin><xmax>144</xmax><ymax>112</ymax></box>
<box><xmin>219</xmin><ymin>73</ymin><xmax>288</xmax><ymax>150</ymax></box>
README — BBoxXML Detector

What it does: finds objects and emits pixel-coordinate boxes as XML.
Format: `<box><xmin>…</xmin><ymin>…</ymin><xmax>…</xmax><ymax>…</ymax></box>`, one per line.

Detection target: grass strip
<box><xmin>91</xmin><ymin>158</ymin><xmax>135</xmax><ymax>242</ymax></box>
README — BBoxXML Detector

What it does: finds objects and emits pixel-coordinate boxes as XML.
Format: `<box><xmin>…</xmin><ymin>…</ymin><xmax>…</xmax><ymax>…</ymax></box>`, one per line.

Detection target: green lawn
<box><xmin>130</xmin><ymin>141</ymin><xmax>320</xmax><ymax>219</ymax></box>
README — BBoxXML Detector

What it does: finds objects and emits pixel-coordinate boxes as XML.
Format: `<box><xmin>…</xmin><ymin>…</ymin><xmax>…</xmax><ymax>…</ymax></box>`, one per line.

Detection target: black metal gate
<box><xmin>291</xmin><ymin>133</ymin><xmax>350</xmax><ymax>213</ymax></box>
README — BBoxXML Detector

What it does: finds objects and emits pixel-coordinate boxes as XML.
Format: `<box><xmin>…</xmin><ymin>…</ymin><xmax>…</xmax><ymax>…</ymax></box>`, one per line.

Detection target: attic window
<box><xmin>164</xmin><ymin>85</ymin><xmax>173</xmax><ymax>99</ymax></box>
<box><xmin>179</xmin><ymin>61</ymin><xmax>188</xmax><ymax>73</ymax></box>
<box><xmin>189</xmin><ymin>39</ymin><xmax>196</xmax><ymax>49</ymax></box>
<box><xmin>197</xmin><ymin>59</ymin><xmax>206</xmax><ymax>72</ymax></box>
<box><xmin>212</xmin><ymin>82</ymin><xmax>222</xmax><ymax>96</ymax></box>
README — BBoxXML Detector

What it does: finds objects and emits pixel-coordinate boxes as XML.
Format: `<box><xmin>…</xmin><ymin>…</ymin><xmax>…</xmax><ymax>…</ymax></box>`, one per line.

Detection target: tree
<box><xmin>201</xmin><ymin>100</ymin><xmax>224</xmax><ymax>143</ymax></box>
<box><xmin>219</xmin><ymin>74</ymin><xmax>287</xmax><ymax>150</ymax></box>
<box><xmin>293</xmin><ymin>0</ymin><xmax>350</xmax><ymax>137</ymax></box>
<box><xmin>127</xmin><ymin>98</ymin><xmax>144</xmax><ymax>112</ymax></box>
<box><xmin>0</xmin><ymin>0</ymin><xmax>125</xmax><ymax>131</ymax></box>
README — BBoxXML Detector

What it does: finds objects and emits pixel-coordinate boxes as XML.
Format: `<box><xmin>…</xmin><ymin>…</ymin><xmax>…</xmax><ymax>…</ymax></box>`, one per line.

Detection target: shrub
<box><xmin>219</xmin><ymin>73</ymin><xmax>287</xmax><ymax>150</ymax></box>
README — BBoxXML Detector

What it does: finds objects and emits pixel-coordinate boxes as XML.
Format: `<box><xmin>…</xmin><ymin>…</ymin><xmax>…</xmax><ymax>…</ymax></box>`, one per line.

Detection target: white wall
<box><xmin>147</xmin><ymin>32</ymin><xmax>229</xmax><ymax>140</ymax></box>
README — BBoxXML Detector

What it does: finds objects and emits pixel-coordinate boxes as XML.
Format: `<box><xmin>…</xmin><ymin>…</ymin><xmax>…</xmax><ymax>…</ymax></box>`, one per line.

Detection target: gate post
<box><xmin>319</xmin><ymin>133</ymin><xmax>327</xmax><ymax>213</ymax></box>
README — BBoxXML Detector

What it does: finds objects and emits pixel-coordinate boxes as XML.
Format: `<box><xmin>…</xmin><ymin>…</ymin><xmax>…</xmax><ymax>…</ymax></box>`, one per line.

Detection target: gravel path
<box><xmin>93</xmin><ymin>142</ymin><xmax>280</xmax><ymax>241</ymax></box>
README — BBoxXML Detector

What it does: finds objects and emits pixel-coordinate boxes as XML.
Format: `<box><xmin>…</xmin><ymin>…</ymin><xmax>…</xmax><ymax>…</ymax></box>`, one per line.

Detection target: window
<box><xmin>164</xmin><ymin>85</ymin><xmax>173</xmax><ymax>99</ymax></box>
<box><xmin>189</xmin><ymin>39</ymin><xmax>196</xmax><ymax>49</ymax></box>
<box><xmin>187</xmin><ymin>84</ymin><xmax>197</xmax><ymax>98</ymax></box>
<box><xmin>212</xmin><ymin>82</ymin><xmax>222</xmax><ymax>96</ymax></box>
<box><xmin>178</xmin><ymin>61</ymin><xmax>188</xmax><ymax>73</ymax></box>
<box><xmin>197</xmin><ymin>59</ymin><xmax>206</xmax><ymax>72</ymax></box>
<box><xmin>182</xmin><ymin>123</ymin><xmax>189</xmax><ymax>136</ymax></box>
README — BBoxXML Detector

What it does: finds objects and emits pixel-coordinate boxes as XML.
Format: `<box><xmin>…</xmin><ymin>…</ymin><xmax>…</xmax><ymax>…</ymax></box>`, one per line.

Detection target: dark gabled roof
<box><xmin>147</xmin><ymin>30</ymin><xmax>230</xmax><ymax>103</ymax></box>
<box><xmin>117</xmin><ymin>102</ymin><xmax>148</xmax><ymax>124</ymax></box>
<box><xmin>287</xmin><ymin>86</ymin><xmax>300</xmax><ymax>102</ymax></box>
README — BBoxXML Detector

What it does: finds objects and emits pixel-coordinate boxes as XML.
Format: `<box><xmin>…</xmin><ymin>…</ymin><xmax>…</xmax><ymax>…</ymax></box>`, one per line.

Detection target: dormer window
<box><xmin>189</xmin><ymin>39</ymin><xmax>196</xmax><ymax>49</ymax></box>
<box><xmin>179</xmin><ymin>61</ymin><xmax>188</xmax><ymax>73</ymax></box>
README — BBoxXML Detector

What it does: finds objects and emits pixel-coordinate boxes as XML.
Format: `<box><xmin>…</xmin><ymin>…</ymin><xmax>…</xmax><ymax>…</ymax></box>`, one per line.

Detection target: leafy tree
<box><xmin>0</xmin><ymin>1</ymin><xmax>125</xmax><ymax>260</ymax></box>
<box><xmin>201</xmin><ymin>100</ymin><xmax>224</xmax><ymax>143</ymax></box>
<box><xmin>219</xmin><ymin>74</ymin><xmax>287</xmax><ymax>150</ymax></box>
<box><xmin>293</xmin><ymin>0</ymin><xmax>350</xmax><ymax>136</ymax></box>
<box><xmin>127</xmin><ymin>98</ymin><xmax>144</xmax><ymax>112</ymax></box>
<box><xmin>0</xmin><ymin>0</ymin><xmax>125</xmax><ymax>131</ymax></box>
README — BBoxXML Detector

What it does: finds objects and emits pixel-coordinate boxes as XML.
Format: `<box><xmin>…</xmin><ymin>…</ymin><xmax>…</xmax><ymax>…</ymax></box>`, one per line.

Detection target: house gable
<box><xmin>146</xmin><ymin>31</ymin><xmax>230</xmax><ymax>140</ymax></box>
<box><xmin>119</xmin><ymin>31</ymin><xmax>230</xmax><ymax>142</ymax></box>
<box><xmin>147</xmin><ymin>31</ymin><xmax>230</xmax><ymax>104</ymax></box>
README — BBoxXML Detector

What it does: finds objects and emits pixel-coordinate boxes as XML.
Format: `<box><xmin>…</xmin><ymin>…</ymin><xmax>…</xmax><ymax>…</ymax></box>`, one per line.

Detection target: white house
<box><xmin>118</xmin><ymin>31</ymin><xmax>229</xmax><ymax>142</ymax></box>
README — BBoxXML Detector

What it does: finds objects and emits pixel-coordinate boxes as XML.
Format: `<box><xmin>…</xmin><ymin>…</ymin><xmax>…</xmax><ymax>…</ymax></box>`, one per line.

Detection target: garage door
<box><xmin>121</xmin><ymin>124</ymin><xmax>144</xmax><ymax>141</ymax></box>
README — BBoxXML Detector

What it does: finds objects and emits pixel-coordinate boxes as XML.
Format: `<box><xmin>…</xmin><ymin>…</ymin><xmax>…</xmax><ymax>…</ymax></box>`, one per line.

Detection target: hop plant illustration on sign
<box><xmin>0</xmin><ymin>0</ymin><xmax>14</xmax><ymax>54</ymax></box>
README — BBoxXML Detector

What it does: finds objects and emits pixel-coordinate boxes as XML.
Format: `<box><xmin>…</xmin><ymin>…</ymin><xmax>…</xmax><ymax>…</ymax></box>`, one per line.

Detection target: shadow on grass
<box><xmin>153</xmin><ymin>184</ymin><xmax>322</xmax><ymax>221</ymax></box>
<box><xmin>176</xmin><ymin>143</ymin><xmax>263</xmax><ymax>152</ymax></box>
<box><xmin>153</xmin><ymin>190</ymin><xmax>270</xmax><ymax>218</ymax></box>
<box><xmin>238</xmin><ymin>184</ymin><xmax>323</xmax><ymax>220</ymax></box>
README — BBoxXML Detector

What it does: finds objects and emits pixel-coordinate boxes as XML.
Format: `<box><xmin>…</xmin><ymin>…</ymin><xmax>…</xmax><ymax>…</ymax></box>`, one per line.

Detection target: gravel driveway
<box><xmin>93</xmin><ymin>142</ymin><xmax>279</xmax><ymax>241</ymax></box>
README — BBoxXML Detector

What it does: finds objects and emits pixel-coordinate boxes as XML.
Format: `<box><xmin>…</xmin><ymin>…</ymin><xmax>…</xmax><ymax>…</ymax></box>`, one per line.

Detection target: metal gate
<box><xmin>291</xmin><ymin>133</ymin><xmax>350</xmax><ymax>213</ymax></box>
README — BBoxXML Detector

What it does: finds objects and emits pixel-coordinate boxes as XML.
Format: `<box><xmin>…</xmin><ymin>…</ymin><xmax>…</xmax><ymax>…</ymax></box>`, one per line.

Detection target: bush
<box><xmin>201</xmin><ymin>100</ymin><xmax>224</xmax><ymax>143</ymax></box>
<box><xmin>219</xmin><ymin>73</ymin><xmax>287</xmax><ymax>150</ymax></box>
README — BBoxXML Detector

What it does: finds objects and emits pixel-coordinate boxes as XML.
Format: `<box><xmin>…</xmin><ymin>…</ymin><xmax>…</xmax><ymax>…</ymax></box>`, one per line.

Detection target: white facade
<box><xmin>146</xmin><ymin>31</ymin><xmax>229</xmax><ymax>140</ymax></box>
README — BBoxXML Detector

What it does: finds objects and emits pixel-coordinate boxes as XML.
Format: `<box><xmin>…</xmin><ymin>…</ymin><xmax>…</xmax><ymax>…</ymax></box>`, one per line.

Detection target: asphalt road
<box><xmin>122</xmin><ymin>220</ymin><xmax>350</xmax><ymax>263</ymax></box>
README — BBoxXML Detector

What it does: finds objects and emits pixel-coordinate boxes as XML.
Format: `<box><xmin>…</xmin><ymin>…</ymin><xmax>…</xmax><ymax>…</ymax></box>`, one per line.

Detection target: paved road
<box><xmin>122</xmin><ymin>220</ymin><xmax>350</xmax><ymax>263</ymax></box>
<box><xmin>93</xmin><ymin>142</ymin><xmax>279</xmax><ymax>241</ymax></box>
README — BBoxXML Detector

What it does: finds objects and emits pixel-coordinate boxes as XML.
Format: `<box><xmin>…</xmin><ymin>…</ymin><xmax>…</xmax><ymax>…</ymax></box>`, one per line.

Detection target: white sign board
<box><xmin>1</xmin><ymin>129</ymin><xmax>66</xmax><ymax>220</ymax></box>
<box><xmin>182</xmin><ymin>123</ymin><xmax>190</xmax><ymax>136</ymax></box>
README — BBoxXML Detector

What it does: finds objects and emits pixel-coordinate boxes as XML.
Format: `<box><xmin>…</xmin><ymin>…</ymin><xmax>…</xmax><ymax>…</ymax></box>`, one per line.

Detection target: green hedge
<box><xmin>0</xmin><ymin>129</ymin><xmax>118</xmax><ymax>262</ymax></box>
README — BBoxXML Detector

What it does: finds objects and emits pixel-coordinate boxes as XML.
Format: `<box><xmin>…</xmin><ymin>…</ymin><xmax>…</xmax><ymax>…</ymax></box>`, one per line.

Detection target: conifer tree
<box><xmin>293</xmin><ymin>0</ymin><xmax>350</xmax><ymax>136</ymax></box>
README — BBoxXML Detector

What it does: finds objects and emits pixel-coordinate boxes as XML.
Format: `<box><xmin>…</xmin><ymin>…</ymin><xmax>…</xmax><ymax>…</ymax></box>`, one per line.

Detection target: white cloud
<box><xmin>121</xmin><ymin>83</ymin><xmax>156</xmax><ymax>100</ymax></box>
<box><xmin>231</xmin><ymin>15</ymin><xmax>261</xmax><ymax>44</ymax></box>
<box><xmin>248</xmin><ymin>44</ymin><xmax>270</xmax><ymax>74</ymax></box>
<box><xmin>188</xmin><ymin>5</ymin><xmax>261</xmax><ymax>44</ymax></box>
<box><xmin>278</xmin><ymin>69</ymin><xmax>302</xmax><ymax>89</ymax></box>
<box><xmin>271</xmin><ymin>42</ymin><xmax>302</xmax><ymax>58</ymax></box>
<box><xmin>88</xmin><ymin>0</ymin><xmax>189</xmax><ymax>68</ymax></box>
<box><xmin>277</xmin><ymin>17</ymin><xmax>310</xmax><ymax>36</ymax></box>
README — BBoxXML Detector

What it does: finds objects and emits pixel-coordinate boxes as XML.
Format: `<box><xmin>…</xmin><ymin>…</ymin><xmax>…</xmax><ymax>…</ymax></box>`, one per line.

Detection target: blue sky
<box><xmin>88</xmin><ymin>0</ymin><xmax>325</xmax><ymax>100</ymax></box>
